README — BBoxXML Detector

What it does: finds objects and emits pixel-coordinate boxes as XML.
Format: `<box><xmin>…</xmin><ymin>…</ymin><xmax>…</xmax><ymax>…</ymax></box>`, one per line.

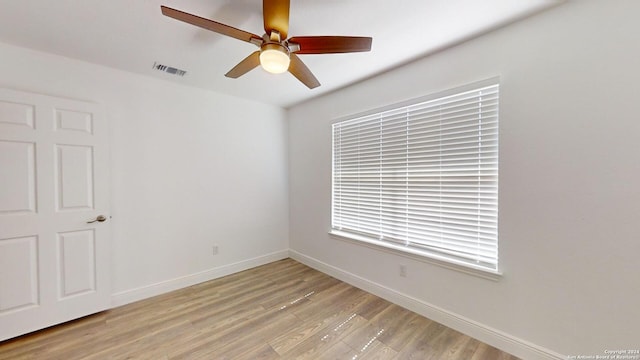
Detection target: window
<box><xmin>331</xmin><ymin>81</ymin><xmax>499</xmax><ymax>273</ymax></box>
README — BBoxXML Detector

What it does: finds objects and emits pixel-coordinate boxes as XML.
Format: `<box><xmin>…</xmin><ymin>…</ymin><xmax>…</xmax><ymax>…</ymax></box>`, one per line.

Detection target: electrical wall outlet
<box><xmin>212</xmin><ymin>245</ymin><xmax>219</xmax><ymax>255</ymax></box>
<box><xmin>399</xmin><ymin>264</ymin><xmax>407</xmax><ymax>277</ymax></box>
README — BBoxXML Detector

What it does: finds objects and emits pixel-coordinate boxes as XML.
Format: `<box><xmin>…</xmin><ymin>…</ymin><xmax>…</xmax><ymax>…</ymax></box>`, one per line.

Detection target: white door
<box><xmin>0</xmin><ymin>88</ymin><xmax>111</xmax><ymax>341</ymax></box>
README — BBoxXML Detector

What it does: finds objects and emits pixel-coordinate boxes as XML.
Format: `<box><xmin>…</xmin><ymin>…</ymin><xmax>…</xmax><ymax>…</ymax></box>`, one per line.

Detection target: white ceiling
<box><xmin>0</xmin><ymin>0</ymin><xmax>562</xmax><ymax>108</ymax></box>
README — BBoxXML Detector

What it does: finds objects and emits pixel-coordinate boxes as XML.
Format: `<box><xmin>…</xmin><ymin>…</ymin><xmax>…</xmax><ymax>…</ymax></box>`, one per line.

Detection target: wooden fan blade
<box><xmin>289</xmin><ymin>36</ymin><xmax>372</xmax><ymax>54</ymax></box>
<box><xmin>225</xmin><ymin>51</ymin><xmax>261</xmax><ymax>78</ymax></box>
<box><xmin>289</xmin><ymin>54</ymin><xmax>320</xmax><ymax>89</ymax></box>
<box><xmin>161</xmin><ymin>6</ymin><xmax>261</xmax><ymax>44</ymax></box>
<box><xmin>263</xmin><ymin>0</ymin><xmax>290</xmax><ymax>39</ymax></box>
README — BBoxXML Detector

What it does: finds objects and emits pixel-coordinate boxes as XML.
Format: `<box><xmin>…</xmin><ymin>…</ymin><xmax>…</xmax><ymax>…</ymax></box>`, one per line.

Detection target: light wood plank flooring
<box><xmin>0</xmin><ymin>259</ymin><xmax>519</xmax><ymax>359</ymax></box>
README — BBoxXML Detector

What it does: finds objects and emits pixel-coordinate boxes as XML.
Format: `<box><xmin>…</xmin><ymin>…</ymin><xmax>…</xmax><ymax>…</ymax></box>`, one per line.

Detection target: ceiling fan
<box><xmin>160</xmin><ymin>0</ymin><xmax>372</xmax><ymax>89</ymax></box>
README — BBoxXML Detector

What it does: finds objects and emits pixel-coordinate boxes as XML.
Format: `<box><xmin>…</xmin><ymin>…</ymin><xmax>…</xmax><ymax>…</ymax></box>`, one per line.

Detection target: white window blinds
<box><xmin>331</xmin><ymin>83</ymin><xmax>499</xmax><ymax>272</ymax></box>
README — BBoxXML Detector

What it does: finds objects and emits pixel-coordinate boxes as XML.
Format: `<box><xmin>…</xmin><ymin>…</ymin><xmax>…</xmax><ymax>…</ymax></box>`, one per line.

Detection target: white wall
<box><xmin>0</xmin><ymin>42</ymin><xmax>289</xmax><ymax>303</ymax></box>
<box><xmin>288</xmin><ymin>0</ymin><xmax>640</xmax><ymax>357</ymax></box>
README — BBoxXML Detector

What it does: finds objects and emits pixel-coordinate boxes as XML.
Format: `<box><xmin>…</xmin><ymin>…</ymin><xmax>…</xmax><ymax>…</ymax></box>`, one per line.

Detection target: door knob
<box><xmin>87</xmin><ymin>215</ymin><xmax>107</xmax><ymax>223</ymax></box>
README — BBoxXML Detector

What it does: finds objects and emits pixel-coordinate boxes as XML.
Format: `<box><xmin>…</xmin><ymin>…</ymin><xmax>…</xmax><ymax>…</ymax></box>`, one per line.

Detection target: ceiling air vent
<box><xmin>153</xmin><ymin>62</ymin><xmax>187</xmax><ymax>77</ymax></box>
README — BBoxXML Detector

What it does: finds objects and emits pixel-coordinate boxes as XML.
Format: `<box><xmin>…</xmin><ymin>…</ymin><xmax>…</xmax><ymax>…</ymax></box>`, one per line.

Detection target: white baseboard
<box><xmin>289</xmin><ymin>250</ymin><xmax>565</xmax><ymax>360</ymax></box>
<box><xmin>111</xmin><ymin>250</ymin><xmax>289</xmax><ymax>308</ymax></box>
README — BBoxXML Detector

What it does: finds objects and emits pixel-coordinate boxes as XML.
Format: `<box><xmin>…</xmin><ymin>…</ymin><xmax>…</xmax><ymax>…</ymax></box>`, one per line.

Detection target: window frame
<box><xmin>329</xmin><ymin>78</ymin><xmax>502</xmax><ymax>279</ymax></box>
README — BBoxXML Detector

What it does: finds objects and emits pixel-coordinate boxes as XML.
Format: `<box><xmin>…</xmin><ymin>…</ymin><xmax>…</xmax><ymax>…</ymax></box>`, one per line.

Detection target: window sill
<box><xmin>329</xmin><ymin>230</ymin><xmax>503</xmax><ymax>282</ymax></box>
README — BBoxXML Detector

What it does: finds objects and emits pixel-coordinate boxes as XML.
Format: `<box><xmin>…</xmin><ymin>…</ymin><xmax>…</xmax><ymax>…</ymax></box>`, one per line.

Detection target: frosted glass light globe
<box><xmin>260</xmin><ymin>45</ymin><xmax>290</xmax><ymax>74</ymax></box>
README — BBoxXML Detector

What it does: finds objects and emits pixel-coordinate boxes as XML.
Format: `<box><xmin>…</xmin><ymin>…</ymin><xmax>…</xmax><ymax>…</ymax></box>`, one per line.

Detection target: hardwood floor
<box><xmin>0</xmin><ymin>259</ymin><xmax>519</xmax><ymax>359</ymax></box>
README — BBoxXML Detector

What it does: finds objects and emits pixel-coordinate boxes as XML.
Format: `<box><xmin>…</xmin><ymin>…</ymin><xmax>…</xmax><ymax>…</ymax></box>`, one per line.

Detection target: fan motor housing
<box><xmin>261</xmin><ymin>42</ymin><xmax>290</xmax><ymax>56</ymax></box>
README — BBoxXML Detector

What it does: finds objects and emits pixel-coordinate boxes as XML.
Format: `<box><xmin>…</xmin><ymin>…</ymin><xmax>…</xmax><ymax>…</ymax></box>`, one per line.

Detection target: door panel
<box><xmin>0</xmin><ymin>140</ymin><xmax>36</xmax><ymax>214</ymax></box>
<box><xmin>0</xmin><ymin>101</ymin><xmax>34</xmax><ymax>128</ymax></box>
<box><xmin>57</xmin><ymin>229</ymin><xmax>96</xmax><ymax>298</ymax></box>
<box><xmin>0</xmin><ymin>235</ymin><xmax>39</xmax><ymax>313</ymax></box>
<box><xmin>0</xmin><ymin>88</ymin><xmax>110</xmax><ymax>341</ymax></box>
<box><xmin>55</xmin><ymin>144</ymin><xmax>94</xmax><ymax>211</ymax></box>
<box><xmin>54</xmin><ymin>109</ymin><xmax>93</xmax><ymax>134</ymax></box>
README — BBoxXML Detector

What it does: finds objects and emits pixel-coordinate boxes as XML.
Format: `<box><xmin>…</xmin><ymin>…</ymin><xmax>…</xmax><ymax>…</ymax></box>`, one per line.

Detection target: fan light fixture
<box><xmin>260</xmin><ymin>44</ymin><xmax>290</xmax><ymax>74</ymax></box>
<box><xmin>160</xmin><ymin>1</ymin><xmax>373</xmax><ymax>89</ymax></box>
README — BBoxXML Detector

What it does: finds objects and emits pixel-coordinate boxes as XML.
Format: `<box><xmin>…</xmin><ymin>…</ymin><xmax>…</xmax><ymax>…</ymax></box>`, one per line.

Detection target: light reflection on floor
<box><xmin>352</xmin><ymin>328</ymin><xmax>385</xmax><ymax>359</ymax></box>
<box><xmin>279</xmin><ymin>291</ymin><xmax>315</xmax><ymax>310</ymax></box>
<box><xmin>278</xmin><ymin>291</ymin><xmax>386</xmax><ymax>359</ymax></box>
<box><xmin>321</xmin><ymin>313</ymin><xmax>357</xmax><ymax>341</ymax></box>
